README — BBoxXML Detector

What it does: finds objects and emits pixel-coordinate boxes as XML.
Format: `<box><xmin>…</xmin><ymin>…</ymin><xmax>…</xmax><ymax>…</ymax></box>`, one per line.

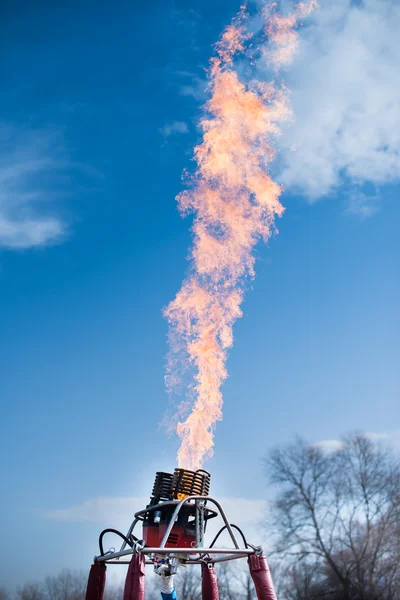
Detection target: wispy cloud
<box><xmin>316</xmin><ymin>430</ymin><xmax>400</xmax><ymax>452</ymax></box>
<box><xmin>176</xmin><ymin>71</ymin><xmax>208</xmax><ymax>102</ymax></box>
<box><xmin>179</xmin><ymin>81</ymin><xmax>207</xmax><ymax>102</ymax></box>
<box><xmin>271</xmin><ymin>0</ymin><xmax>400</xmax><ymax>207</ymax></box>
<box><xmin>0</xmin><ymin>124</ymin><xmax>76</xmax><ymax>250</ymax></box>
<box><xmin>159</xmin><ymin>121</ymin><xmax>189</xmax><ymax>138</ymax></box>
<box><xmin>364</xmin><ymin>431</ymin><xmax>393</xmax><ymax>442</ymax></box>
<box><xmin>344</xmin><ymin>190</ymin><xmax>381</xmax><ymax>218</ymax></box>
<box><xmin>43</xmin><ymin>496</ymin><xmax>149</xmax><ymax>526</ymax></box>
<box><xmin>315</xmin><ymin>439</ymin><xmax>344</xmax><ymax>452</ymax></box>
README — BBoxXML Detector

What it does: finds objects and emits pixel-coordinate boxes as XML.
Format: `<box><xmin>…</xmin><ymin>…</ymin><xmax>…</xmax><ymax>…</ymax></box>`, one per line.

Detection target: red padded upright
<box><xmin>201</xmin><ymin>563</ymin><xmax>219</xmax><ymax>600</ymax></box>
<box><xmin>248</xmin><ymin>554</ymin><xmax>277</xmax><ymax>600</ymax></box>
<box><xmin>85</xmin><ymin>562</ymin><xmax>107</xmax><ymax>600</ymax></box>
<box><xmin>123</xmin><ymin>554</ymin><xmax>146</xmax><ymax>600</ymax></box>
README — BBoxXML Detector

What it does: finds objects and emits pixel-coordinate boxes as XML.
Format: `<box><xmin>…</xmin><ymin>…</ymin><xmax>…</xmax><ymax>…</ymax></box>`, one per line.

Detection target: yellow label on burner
<box><xmin>177</xmin><ymin>493</ymin><xmax>188</xmax><ymax>500</ymax></box>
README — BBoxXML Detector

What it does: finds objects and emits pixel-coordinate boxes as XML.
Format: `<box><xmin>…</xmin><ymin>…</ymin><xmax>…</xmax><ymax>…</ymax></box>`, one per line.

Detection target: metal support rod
<box><xmin>133</xmin><ymin>500</ymin><xmax>217</xmax><ymax>521</ymax></box>
<box><xmin>195</xmin><ymin>500</ymin><xmax>204</xmax><ymax>548</ymax></box>
<box><xmin>103</xmin><ymin>554</ymin><xmax>249</xmax><ymax>566</ymax></box>
<box><xmin>139</xmin><ymin>548</ymin><xmax>252</xmax><ymax>555</ymax></box>
<box><xmin>105</xmin><ymin>561</ymin><xmax>155</xmax><ymax>565</ymax></box>
<box><xmin>208</xmin><ymin>553</ymin><xmax>250</xmax><ymax>564</ymax></box>
<box><xmin>94</xmin><ymin>547</ymin><xmax>254</xmax><ymax>563</ymax></box>
<box><xmin>158</xmin><ymin>496</ymin><xmax>241</xmax><ymax>550</ymax></box>
<box><xmin>95</xmin><ymin>547</ymin><xmax>138</xmax><ymax>561</ymax></box>
<box><xmin>119</xmin><ymin>518</ymin><xmax>138</xmax><ymax>552</ymax></box>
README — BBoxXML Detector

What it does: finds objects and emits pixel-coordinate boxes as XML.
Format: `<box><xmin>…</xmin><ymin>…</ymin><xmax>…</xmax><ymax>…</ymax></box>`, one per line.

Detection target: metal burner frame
<box><xmin>94</xmin><ymin>495</ymin><xmax>256</xmax><ymax>566</ymax></box>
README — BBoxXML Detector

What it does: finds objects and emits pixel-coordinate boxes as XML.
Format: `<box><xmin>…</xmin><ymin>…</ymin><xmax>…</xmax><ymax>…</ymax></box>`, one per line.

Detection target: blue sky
<box><xmin>1</xmin><ymin>0</ymin><xmax>399</xmax><ymax>590</ymax></box>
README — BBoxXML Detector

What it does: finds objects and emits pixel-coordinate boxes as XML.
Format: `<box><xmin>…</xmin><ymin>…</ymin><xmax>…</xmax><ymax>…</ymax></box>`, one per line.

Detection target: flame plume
<box><xmin>164</xmin><ymin>1</ymin><xmax>316</xmax><ymax>470</ymax></box>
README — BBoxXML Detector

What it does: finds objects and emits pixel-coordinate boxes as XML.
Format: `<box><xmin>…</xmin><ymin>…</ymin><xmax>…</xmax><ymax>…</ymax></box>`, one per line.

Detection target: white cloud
<box><xmin>364</xmin><ymin>431</ymin><xmax>391</xmax><ymax>441</ymax></box>
<box><xmin>273</xmin><ymin>0</ymin><xmax>400</xmax><ymax>206</ymax></box>
<box><xmin>160</xmin><ymin>121</ymin><xmax>189</xmax><ymax>138</ymax></box>
<box><xmin>344</xmin><ymin>190</ymin><xmax>380</xmax><ymax>217</ymax></box>
<box><xmin>315</xmin><ymin>439</ymin><xmax>344</xmax><ymax>452</ymax></box>
<box><xmin>316</xmin><ymin>430</ymin><xmax>400</xmax><ymax>452</ymax></box>
<box><xmin>0</xmin><ymin>214</ymin><xmax>64</xmax><ymax>249</ymax></box>
<box><xmin>364</xmin><ymin>431</ymin><xmax>400</xmax><ymax>447</ymax></box>
<box><xmin>217</xmin><ymin>496</ymin><xmax>267</xmax><ymax>527</ymax></box>
<box><xmin>44</xmin><ymin>496</ymin><xmax>149</xmax><ymax>528</ymax></box>
<box><xmin>0</xmin><ymin>124</ymin><xmax>71</xmax><ymax>249</ymax></box>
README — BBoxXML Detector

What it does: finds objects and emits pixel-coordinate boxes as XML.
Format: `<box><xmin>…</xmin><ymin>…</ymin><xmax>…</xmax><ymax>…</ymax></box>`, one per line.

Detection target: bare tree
<box><xmin>143</xmin><ymin>566</ymin><xmax>203</xmax><ymax>600</ymax></box>
<box><xmin>267</xmin><ymin>434</ymin><xmax>400</xmax><ymax>600</ymax></box>
<box><xmin>273</xmin><ymin>561</ymin><xmax>326</xmax><ymax>600</ymax></box>
<box><xmin>103</xmin><ymin>583</ymin><xmax>124</xmax><ymax>600</ymax></box>
<box><xmin>0</xmin><ymin>587</ymin><xmax>10</xmax><ymax>600</ymax></box>
<box><xmin>17</xmin><ymin>583</ymin><xmax>45</xmax><ymax>600</ymax></box>
<box><xmin>216</xmin><ymin>561</ymin><xmax>257</xmax><ymax>600</ymax></box>
<box><xmin>44</xmin><ymin>570</ymin><xmax>86</xmax><ymax>600</ymax></box>
<box><xmin>145</xmin><ymin>561</ymin><xmax>256</xmax><ymax>600</ymax></box>
<box><xmin>216</xmin><ymin>563</ymin><xmax>238</xmax><ymax>600</ymax></box>
<box><xmin>175</xmin><ymin>566</ymin><xmax>202</xmax><ymax>600</ymax></box>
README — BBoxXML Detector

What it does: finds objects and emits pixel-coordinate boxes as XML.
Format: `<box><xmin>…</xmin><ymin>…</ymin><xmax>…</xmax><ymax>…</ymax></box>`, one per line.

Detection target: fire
<box><xmin>164</xmin><ymin>1</ymin><xmax>317</xmax><ymax>470</ymax></box>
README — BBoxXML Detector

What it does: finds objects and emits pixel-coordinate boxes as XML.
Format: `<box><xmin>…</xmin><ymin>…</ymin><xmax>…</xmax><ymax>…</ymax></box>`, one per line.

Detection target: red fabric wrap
<box><xmin>248</xmin><ymin>555</ymin><xmax>277</xmax><ymax>600</ymax></box>
<box><xmin>123</xmin><ymin>554</ymin><xmax>146</xmax><ymax>600</ymax></box>
<box><xmin>201</xmin><ymin>563</ymin><xmax>219</xmax><ymax>600</ymax></box>
<box><xmin>85</xmin><ymin>563</ymin><xmax>107</xmax><ymax>600</ymax></box>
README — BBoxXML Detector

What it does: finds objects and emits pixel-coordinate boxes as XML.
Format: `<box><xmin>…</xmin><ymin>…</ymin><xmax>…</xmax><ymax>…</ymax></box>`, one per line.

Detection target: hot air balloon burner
<box><xmin>94</xmin><ymin>467</ymin><xmax>257</xmax><ymax>574</ymax></box>
<box><xmin>142</xmin><ymin>468</ymin><xmax>211</xmax><ymax>549</ymax></box>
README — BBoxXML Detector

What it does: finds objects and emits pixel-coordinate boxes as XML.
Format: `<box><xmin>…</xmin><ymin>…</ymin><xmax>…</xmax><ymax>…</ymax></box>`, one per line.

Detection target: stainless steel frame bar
<box><xmin>141</xmin><ymin>548</ymin><xmax>253</xmax><ymax>555</ymax></box>
<box><xmin>157</xmin><ymin>496</ymin><xmax>240</xmax><ymax>550</ymax></box>
<box><xmin>119</xmin><ymin>518</ymin><xmax>139</xmax><ymax>552</ymax></box>
<box><xmin>195</xmin><ymin>500</ymin><xmax>204</xmax><ymax>548</ymax></box>
<box><xmin>95</xmin><ymin>548</ymin><xmax>254</xmax><ymax>563</ymax></box>
<box><xmin>104</xmin><ymin>554</ymin><xmax>249</xmax><ymax>565</ymax></box>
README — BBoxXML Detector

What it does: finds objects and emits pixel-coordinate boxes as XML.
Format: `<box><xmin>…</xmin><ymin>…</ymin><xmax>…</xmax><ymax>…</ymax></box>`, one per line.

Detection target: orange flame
<box><xmin>164</xmin><ymin>1</ymin><xmax>317</xmax><ymax>471</ymax></box>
